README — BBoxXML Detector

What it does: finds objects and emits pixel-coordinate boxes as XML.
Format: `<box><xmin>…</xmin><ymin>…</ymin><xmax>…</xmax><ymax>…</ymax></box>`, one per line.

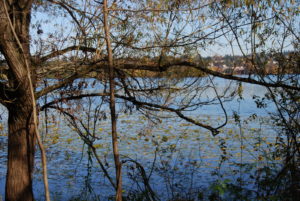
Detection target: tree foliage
<box><xmin>0</xmin><ymin>0</ymin><xmax>299</xmax><ymax>200</ymax></box>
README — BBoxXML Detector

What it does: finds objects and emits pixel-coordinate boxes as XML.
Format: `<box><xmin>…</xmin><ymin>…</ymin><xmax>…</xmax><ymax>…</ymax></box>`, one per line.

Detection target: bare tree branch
<box><xmin>40</xmin><ymin>92</ymin><xmax>221</xmax><ymax>135</ymax></box>
<box><xmin>39</xmin><ymin>46</ymin><xmax>97</xmax><ymax>62</ymax></box>
<box><xmin>36</xmin><ymin>64</ymin><xmax>99</xmax><ymax>98</ymax></box>
<box><xmin>48</xmin><ymin>0</ymin><xmax>87</xmax><ymax>36</ymax></box>
<box><xmin>117</xmin><ymin>60</ymin><xmax>300</xmax><ymax>91</ymax></box>
<box><xmin>45</xmin><ymin>105</ymin><xmax>117</xmax><ymax>189</ymax></box>
<box><xmin>35</xmin><ymin>57</ymin><xmax>299</xmax><ymax>102</ymax></box>
<box><xmin>108</xmin><ymin>3</ymin><xmax>212</xmax><ymax>13</ymax></box>
<box><xmin>39</xmin><ymin>93</ymin><xmax>109</xmax><ymax>111</ymax></box>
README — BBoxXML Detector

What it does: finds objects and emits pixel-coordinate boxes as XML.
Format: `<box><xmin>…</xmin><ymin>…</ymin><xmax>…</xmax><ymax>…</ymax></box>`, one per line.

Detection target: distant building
<box><xmin>233</xmin><ymin>66</ymin><xmax>247</xmax><ymax>74</ymax></box>
<box><xmin>209</xmin><ymin>66</ymin><xmax>222</xmax><ymax>72</ymax></box>
<box><xmin>266</xmin><ymin>59</ymin><xmax>279</xmax><ymax>74</ymax></box>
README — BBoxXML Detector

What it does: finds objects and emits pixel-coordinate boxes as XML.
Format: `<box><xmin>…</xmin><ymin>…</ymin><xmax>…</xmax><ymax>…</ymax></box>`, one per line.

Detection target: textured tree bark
<box><xmin>6</xmin><ymin>96</ymin><xmax>36</xmax><ymax>201</ymax></box>
<box><xmin>0</xmin><ymin>1</ymin><xmax>36</xmax><ymax>200</ymax></box>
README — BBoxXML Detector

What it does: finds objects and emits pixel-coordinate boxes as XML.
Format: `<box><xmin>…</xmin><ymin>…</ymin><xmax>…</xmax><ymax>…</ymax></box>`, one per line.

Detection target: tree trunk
<box><xmin>0</xmin><ymin>1</ymin><xmax>35</xmax><ymax>199</ymax></box>
<box><xmin>5</xmin><ymin>96</ymin><xmax>36</xmax><ymax>201</ymax></box>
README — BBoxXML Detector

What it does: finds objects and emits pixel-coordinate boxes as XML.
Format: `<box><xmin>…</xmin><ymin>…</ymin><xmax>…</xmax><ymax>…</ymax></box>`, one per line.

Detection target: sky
<box><xmin>29</xmin><ymin>0</ymin><xmax>299</xmax><ymax>58</ymax></box>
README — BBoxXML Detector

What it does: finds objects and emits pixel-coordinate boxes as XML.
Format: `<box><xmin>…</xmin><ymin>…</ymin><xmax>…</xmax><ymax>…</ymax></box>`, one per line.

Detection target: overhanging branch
<box><xmin>48</xmin><ymin>0</ymin><xmax>87</xmax><ymax>36</ymax></box>
<box><xmin>193</xmin><ymin>64</ymin><xmax>300</xmax><ymax>91</ymax></box>
<box><xmin>117</xmin><ymin>60</ymin><xmax>300</xmax><ymax>91</ymax></box>
<box><xmin>40</xmin><ymin>92</ymin><xmax>221</xmax><ymax>135</ymax></box>
<box><xmin>35</xmin><ymin>64</ymin><xmax>99</xmax><ymax>98</ymax></box>
<box><xmin>36</xmin><ymin>58</ymin><xmax>299</xmax><ymax>101</ymax></box>
<box><xmin>39</xmin><ymin>92</ymin><xmax>109</xmax><ymax>111</ymax></box>
<box><xmin>39</xmin><ymin>46</ymin><xmax>97</xmax><ymax>62</ymax></box>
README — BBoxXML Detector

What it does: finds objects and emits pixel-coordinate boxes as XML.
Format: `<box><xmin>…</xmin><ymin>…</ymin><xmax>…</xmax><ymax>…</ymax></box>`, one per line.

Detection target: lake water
<box><xmin>0</xmin><ymin>77</ymin><xmax>282</xmax><ymax>200</ymax></box>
